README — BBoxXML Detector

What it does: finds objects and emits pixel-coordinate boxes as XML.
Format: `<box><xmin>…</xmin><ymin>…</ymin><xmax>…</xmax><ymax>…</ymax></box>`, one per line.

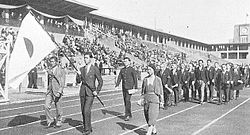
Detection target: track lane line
<box><xmin>46</xmin><ymin>108</ymin><xmax>144</xmax><ymax>135</ymax></box>
<box><xmin>0</xmin><ymin>98</ymin><xmax>140</xmax><ymax>131</ymax></box>
<box><xmin>0</xmin><ymin>94</ymin><xmax>139</xmax><ymax>120</ymax></box>
<box><xmin>0</xmin><ymin>90</ymin><xmax>123</xmax><ymax>112</ymax></box>
<box><xmin>191</xmin><ymin>98</ymin><xmax>250</xmax><ymax>135</ymax></box>
<box><xmin>119</xmin><ymin>104</ymin><xmax>201</xmax><ymax>135</ymax></box>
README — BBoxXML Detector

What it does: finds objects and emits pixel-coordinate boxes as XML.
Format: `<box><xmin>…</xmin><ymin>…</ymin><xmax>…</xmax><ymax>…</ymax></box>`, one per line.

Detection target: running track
<box><xmin>0</xmin><ymin>88</ymin><xmax>250</xmax><ymax>135</ymax></box>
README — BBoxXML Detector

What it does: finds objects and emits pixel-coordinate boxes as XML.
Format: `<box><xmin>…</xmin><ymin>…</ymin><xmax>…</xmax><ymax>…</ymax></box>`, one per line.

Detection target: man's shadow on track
<box><xmin>116</xmin><ymin>122</ymin><xmax>147</xmax><ymax>135</ymax></box>
<box><xmin>7</xmin><ymin>115</ymin><xmax>40</xmax><ymax>127</ymax></box>
<box><xmin>101</xmin><ymin>109</ymin><xmax>125</xmax><ymax>120</ymax></box>
<box><xmin>63</xmin><ymin>118</ymin><xmax>84</xmax><ymax>133</ymax></box>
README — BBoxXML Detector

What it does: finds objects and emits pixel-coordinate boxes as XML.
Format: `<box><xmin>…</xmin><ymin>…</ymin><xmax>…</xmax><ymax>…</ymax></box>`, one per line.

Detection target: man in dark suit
<box><xmin>180</xmin><ymin>63</ymin><xmax>190</xmax><ymax>102</ymax></box>
<box><xmin>221</xmin><ymin>64</ymin><xmax>231</xmax><ymax>104</ymax></box>
<box><xmin>195</xmin><ymin>60</ymin><xmax>208</xmax><ymax>104</ymax></box>
<box><xmin>206</xmin><ymin>59</ymin><xmax>215</xmax><ymax>101</ymax></box>
<box><xmin>115</xmin><ymin>57</ymin><xmax>138</xmax><ymax>121</ymax></box>
<box><xmin>157</xmin><ymin>62</ymin><xmax>172</xmax><ymax>109</ymax></box>
<box><xmin>170</xmin><ymin>63</ymin><xmax>180</xmax><ymax>106</ymax></box>
<box><xmin>76</xmin><ymin>52</ymin><xmax>103</xmax><ymax>135</ymax></box>
<box><xmin>214</xmin><ymin>62</ymin><xmax>222</xmax><ymax>105</ymax></box>
<box><xmin>28</xmin><ymin>67</ymin><xmax>38</xmax><ymax>89</ymax></box>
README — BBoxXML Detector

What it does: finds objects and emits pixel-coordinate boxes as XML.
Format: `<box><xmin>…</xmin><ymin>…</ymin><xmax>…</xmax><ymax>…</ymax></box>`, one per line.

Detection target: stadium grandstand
<box><xmin>0</xmin><ymin>0</ymin><xmax>249</xmax><ymax>86</ymax></box>
<box><xmin>1</xmin><ymin>0</ymin><xmax>242</xmax><ymax>66</ymax></box>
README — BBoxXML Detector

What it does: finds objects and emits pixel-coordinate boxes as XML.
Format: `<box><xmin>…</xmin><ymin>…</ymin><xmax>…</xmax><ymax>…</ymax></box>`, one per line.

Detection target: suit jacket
<box><xmin>221</xmin><ymin>71</ymin><xmax>231</xmax><ymax>84</ymax></box>
<box><xmin>180</xmin><ymin>69</ymin><xmax>190</xmax><ymax>85</ymax></box>
<box><xmin>115</xmin><ymin>66</ymin><xmax>138</xmax><ymax>90</ymax></box>
<box><xmin>195</xmin><ymin>67</ymin><xmax>207</xmax><ymax>83</ymax></box>
<box><xmin>189</xmin><ymin>70</ymin><xmax>196</xmax><ymax>83</ymax></box>
<box><xmin>76</xmin><ymin>65</ymin><xmax>103</xmax><ymax>97</ymax></box>
<box><xmin>232</xmin><ymin>69</ymin><xmax>244</xmax><ymax>90</ymax></box>
<box><xmin>28</xmin><ymin>67</ymin><xmax>37</xmax><ymax>78</ymax></box>
<box><xmin>170</xmin><ymin>69</ymin><xmax>180</xmax><ymax>87</ymax></box>
<box><xmin>47</xmin><ymin>66</ymin><xmax>66</xmax><ymax>95</ymax></box>
<box><xmin>214</xmin><ymin>68</ymin><xmax>222</xmax><ymax>87</ymax></box>
<box><xmin>206</xmin><ymin>66</ymin><xmax>215</xmax><ymax>81</ymax></box>
<box><xmin>157</xmin><ymin>68</ymin><xmax>171</xmax><ymax>93</ymax></box>
<box><xmin>141</xmin><ymin>75</ymin><xmax>164</xmax><ymax>102</ymax></box>
<box><xmin>161</xmin><ymin>68</ymin><xmax>171</xmax><ymax>87</ymax></box>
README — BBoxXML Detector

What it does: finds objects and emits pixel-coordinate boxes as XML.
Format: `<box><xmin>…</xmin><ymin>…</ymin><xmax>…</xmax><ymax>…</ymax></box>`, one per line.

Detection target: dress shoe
<box><xmin>82</xmin><ymin>129</ymin><xmax>92</xmax><ymax>135</ymax></box>
<box><xmin>152</xmin><ymin>125</ymin><xmax>157</xmax><ymax>135</ymax></box>
<box><xmin>124</xmin><ymin>116</ymin><xmax>131</xmax><ymax>121</ymax></box>
<box><xmin>55</xmin><ymin>121</ymin><xmax>62</xmax><ymax>128</ymax></box>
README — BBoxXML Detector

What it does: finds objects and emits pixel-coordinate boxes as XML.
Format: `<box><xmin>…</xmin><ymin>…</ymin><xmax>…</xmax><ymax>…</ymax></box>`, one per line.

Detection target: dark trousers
<box><xmin>163</xmin><ymin>90</ymin><xmax>170</xmax><ymax>107</ymax></box>
<box><xmin>229</xmin><ymin>84</ymin><xmax>234</xmax><ymax>100</ymax></box>
<box><xmin>190</xmin><ymin>83</ymin><xmax>196</xmax><ymax>100</ymax></box>
<box><xmin>216</xmin><ymin>85</ymin><xmax>222</xmax><ymax>103</ymax></box>
<box><xmin>222</xmin><ymin>84</ymin><xmax>230</xmax><ymax>102</ymax></box>
<box><xmin>122</xmin><ymin>91</ymin><xmax>132</xmax><ymax>117</ymax></box>
<box><xmin>28</xmin><ymin>74</ymin><xmax>37</xmax><ymax>88</ymax></box>
<box><xmin>80</xmin><ymin>96</ymin><xmax>94</xmax><ymax>131</ymax></box>
<box><xmin>236</xmin><ymin>90</ymin><xmax>240</xmax><ymax>98</ymax></box>
<box><xmin>208</xmin><ymin>82</ymin><xmax>214</xmax><ymax>100</ymax></box>
<box><xmin>173</xmin><ymin>87</ymin><xmax>179</xmax><ymax>105</ymax></box>
<box><xmin>182</xmin><ymin>84</ymin><xmax>189</xmax><ymax>101</ymax></box>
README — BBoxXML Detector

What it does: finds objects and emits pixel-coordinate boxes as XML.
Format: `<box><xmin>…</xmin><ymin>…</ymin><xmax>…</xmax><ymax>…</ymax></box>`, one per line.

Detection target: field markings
<box><xmin>0</xmin><ymin>98</ymin><xmax>140</xmax><ymax>132</ymax></box>
<box><xmin>119</xmin><ymin>104</ymin><xmax>201</xmax><ymax>135</ymax></box>
<box><xmin>0</xmin><ymin>90</ymin><xmax>122</xmax><ymax>112</ymax></box>
<box><xmin>0</xmin><ymin>93</ymin><xmax>139</xmax><ymax>120</ymax></box>
<box><xmin>191</xmin><ymin>98</ymin><xmax>250</xmax><ymax>135</ymax></box>
<box><xmin>46</xmin><ymin>108</ymin><xmax>144</xmax><ymax>135</ymax></box>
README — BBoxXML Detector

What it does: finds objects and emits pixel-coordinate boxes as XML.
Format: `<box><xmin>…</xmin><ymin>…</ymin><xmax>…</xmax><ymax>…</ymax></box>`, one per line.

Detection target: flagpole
<box><xmin>4</xmin><ymin>42</ymin><xmax>10</xmax><ymax>102</ymax></box>
<box><xmin>29</xmin><ymin>11</ymin><xmax>105</xmax><ymax>107</ymax></box>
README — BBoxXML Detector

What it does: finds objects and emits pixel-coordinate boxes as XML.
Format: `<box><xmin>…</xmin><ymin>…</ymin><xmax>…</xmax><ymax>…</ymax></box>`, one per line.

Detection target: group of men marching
<box><xmin>43</xmin><ymin>52</ymin><xmax>247</xmax><ymax>134</ymax></box>
<box><xmin>156</xmin><ymin>59</ymin><xmax>245</xmax><ymax>109</ymax></box>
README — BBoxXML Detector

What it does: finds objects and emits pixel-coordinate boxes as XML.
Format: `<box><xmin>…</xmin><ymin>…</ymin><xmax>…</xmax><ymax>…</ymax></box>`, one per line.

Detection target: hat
<box><xmin>148</xmin><ymin>64</ymin><xmax>156</xmax><ymax>73</ymax></box>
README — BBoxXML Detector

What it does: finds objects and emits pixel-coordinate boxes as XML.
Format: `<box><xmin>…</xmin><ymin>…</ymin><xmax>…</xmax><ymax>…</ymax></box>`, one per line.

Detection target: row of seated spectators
<box><xmin>37</xmin><ymin>34</ymin><xmax>125</xmax><ymax>75</ymax></box>
<box><xmin>0</xmin><ymin>27</ymin><xmax>18</xmax><ymax>87</ymax></box>
<box><xmin>0</xmin><ymin>8</ymin><xmax>85</xmax><ymax>36</ymax></box>
<box><xmin>88</xmin><ymin>22</ymin><xmax>185</xmax><ymax>64</ymax></box>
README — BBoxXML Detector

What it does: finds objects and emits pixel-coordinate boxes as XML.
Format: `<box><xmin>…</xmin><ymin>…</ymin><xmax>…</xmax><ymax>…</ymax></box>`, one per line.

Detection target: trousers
<box><xmin>44</xmin><ymin>93</ymin><xmax>63</xmax><ymax>123</ymax></box>
<box><xmin>80</xmin><ymin>95</ymin><xmax>94</xmax><ymax>131</ymax></box>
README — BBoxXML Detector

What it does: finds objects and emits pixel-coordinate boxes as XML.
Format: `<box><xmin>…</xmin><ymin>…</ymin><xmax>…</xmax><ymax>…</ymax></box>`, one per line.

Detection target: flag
<box><xmin>8</xmin><ymin>12</ymin><xmax>56</xmax><ymax>89</ymax></box>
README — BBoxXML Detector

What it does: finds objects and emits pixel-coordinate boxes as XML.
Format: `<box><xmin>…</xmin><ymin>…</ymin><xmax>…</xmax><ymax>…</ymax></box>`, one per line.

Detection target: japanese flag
<box><xmin>8</xmin><ymin>12</ymin><xmax>56</xmax><ymax>89</ymax></box>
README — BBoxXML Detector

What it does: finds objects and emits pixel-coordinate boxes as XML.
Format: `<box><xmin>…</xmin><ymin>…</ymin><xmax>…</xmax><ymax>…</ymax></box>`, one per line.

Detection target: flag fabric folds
<box><xmin>8</xmin><ymin>12</ymin><xmax>56</xmax><ymax>89</ymax></box>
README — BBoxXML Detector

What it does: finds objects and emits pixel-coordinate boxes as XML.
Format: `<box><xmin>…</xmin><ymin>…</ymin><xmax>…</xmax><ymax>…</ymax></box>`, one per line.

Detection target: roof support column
<box><xmin>137</xmin><ymin>32</ymin><xmax>140</xmax><ymax>39</ymax></box>
<box><xmin>162</xmin><ymin>37</ymin><xmax>166</xmax><ymax>44</ymax></box>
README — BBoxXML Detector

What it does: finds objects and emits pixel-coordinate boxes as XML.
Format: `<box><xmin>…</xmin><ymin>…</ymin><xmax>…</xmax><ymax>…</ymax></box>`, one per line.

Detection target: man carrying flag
<box><xmin>45</xmin><ymin>56</ymin><xmax>66</xmax><ymax>128</ymax></box>
<box><xmin>7</xmin><ymin>12</ymin><xmax>59</xmax><ymax>127</ymax></box>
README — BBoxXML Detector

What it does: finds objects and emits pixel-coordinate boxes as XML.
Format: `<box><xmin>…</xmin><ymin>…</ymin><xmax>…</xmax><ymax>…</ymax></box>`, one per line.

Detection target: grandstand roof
<box><xmin>3</xmin><ymin>0</ymin><xmax>98</xmax><ymax>19</ymax></box>
<box><xmin>209</xmin><ymin>42</ymin><xmax>250</xmax><ymax>46</ymax></box>
<box><xmin>90</xmin><ymin>12</ymin><xmax>207</xmax><ymax>46</ymax></box>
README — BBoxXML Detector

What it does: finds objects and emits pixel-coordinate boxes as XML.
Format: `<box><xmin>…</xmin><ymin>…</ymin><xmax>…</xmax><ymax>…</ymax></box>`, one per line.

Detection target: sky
<box><xmin>80</xmin><ymin>0</ymin><xmax>250</xmax><ymax>44</ymax></box>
